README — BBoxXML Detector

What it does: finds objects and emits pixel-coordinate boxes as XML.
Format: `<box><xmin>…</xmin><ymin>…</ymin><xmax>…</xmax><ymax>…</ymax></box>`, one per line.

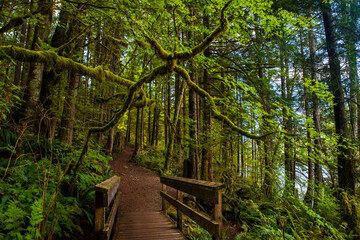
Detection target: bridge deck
<box><xmin>114</xmin><ymin>211</ymin><xmax>184</xmax><ymax>240</ymax></box>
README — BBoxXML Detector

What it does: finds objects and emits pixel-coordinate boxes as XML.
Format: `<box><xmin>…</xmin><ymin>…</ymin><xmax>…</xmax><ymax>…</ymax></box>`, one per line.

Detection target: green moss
<box><xmin>105</xmin><ymin>35</ymin><xmax>129</xmax><ymax>47</ymax></box>
<box><xmin>0</xmin><ymin>45</ymin><xmax>134</xmax><ymax>87</ymax></box>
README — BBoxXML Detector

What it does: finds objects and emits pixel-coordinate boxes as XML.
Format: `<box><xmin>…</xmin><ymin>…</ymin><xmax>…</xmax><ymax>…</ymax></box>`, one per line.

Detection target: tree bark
<box><xmin>19</xmin><ymin>0</ymin><xmax>52</xmax><ymax>123</ymax></box>
<box><xmin>322</xmin><ymin>3</ymin><xmax>355</xmax><ymax>195</ymax></box>
<box><xmin>133</xmin><ymin>107</ymin><xmax>140</xmax><ymax>157</ymax></box>
<box><xmin>301</xmin><ymin>27</ymin><xmax>314</xmax><ymax>203</ymax></box>
<box><xmin>125</xmin><ymin>109</ymin><xmax>131</xmax><ymax>144</ymax></box>
<box><xmin>184</xmin><ymin>61</ymin><xmax>197</xmax><ymax>179</ymax></box>
<box><xmin>13</xmin><ymin>22</ymin><xmax>27</xmax><ymax>86</ymax></box>
<box><xmin>340</xmin><ymin>0</ymin><xmax>359</xmax><ymax>140</ymax></box>
<box><xmin>201</xmin><ymin>14</ymin><xmax>213</xmax><ymax>181</ymax></box>
<box><xmin>58</xmin><ymin>71</ymin><xmax>80</xmax><ymax>145</ymax></box>
<box><xmin>281</xmin><ymin>45</ymin><xmax>294</xmax><ymax>193</ymax></box>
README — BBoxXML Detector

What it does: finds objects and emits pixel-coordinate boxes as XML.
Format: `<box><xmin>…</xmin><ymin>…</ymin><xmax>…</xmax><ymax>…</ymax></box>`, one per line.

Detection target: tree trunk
<box><xmin>58</xmin><ymin>71</ymin><xmax>80</xmax><ymax>145</ymax></box>
<box><xmin>133</xmin><ymin>107</ymin><xmax>140</xmax><ymax>157</ymax></box>
<box><xmin>164</xmin><ymin>79</ymin><xmax>186</xmax><ymax>171</ymax></box>
<box><xmin>40</xmin><ymin>6</ymin><xmax>71</xmax><ymax>115</ymax></box>
<box><xmin>13</xmin><ymin>22</ymin><xmax>27</xmax><ymax>86</ymax></box>
<box><xmin>125</xmin><ymin>109</ymin><xmax>131</xmax><ymax>144</ymax></box>
<box><xmin>281</xmin><ymin>46</ymin><xmax>294</xmax><ymax>193</ymax></box>
<box><xmin>184</xmin><ymin>61</ymin><xmax>197</xmax><ymax>179</ymax></box>
<box><xmin>19</xmin><ymin>0</ymin><xmax>52</xmax><ymax>123</ymax></box>
<box><xmin>301</xmin><ymin>27</ymin><xmax>314</xmax><ymax>203</ymax></box>
<box><xmin>322</xmin><ymin>3</ymin><xmax>355</xmax><ymax>194</ymax></box>
<box><xmin>201</xmin><ymin>15</ymin><xmax>213</xmax><ymax>180</ymax></box>
<box><xmin>322</xmin><ymin>3</ymin><xmax>357</xmax><ymax>233</ymax></box>
<box><xmin>140</xmin><ymin>107</ymin><xmax>144</xmax><ymax>150</ymax></box>
<box><xmin>340</xmin><ymin>0</ymin><xmax>359</xmax><ymax>140</ymax></box>
<box><xmin>148</xmin><ymin>82</ymin><xmax>152</xmax><ymax>145</ymax></box>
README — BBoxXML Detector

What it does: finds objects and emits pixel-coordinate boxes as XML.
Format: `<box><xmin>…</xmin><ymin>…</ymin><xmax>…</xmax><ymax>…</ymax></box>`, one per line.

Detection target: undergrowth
<box><xmin>223</xmin><ymin>172</ymin><xmax>356</xmax><ymax>240</ymax></box>
<box><xmin>133</xmin><ymin>147</ymin><xmax>166</xmax><ymax>174</ymax></box>
<box><xmin>0</xmin><ymin>124</ymin><xmax>112</xmax><ymax>239</ymax></box>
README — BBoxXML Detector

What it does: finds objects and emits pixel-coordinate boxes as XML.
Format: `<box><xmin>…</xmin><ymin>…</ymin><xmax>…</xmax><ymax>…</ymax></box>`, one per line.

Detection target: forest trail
<box><xmin>108</xmin><ymin>148</ymin><xmax>162</xmax><ymax>212</ymax></box>
<box><xmin>108</xmin><ymin>148</ymin><xmax>183</xmax><ymax>239</ymax></box>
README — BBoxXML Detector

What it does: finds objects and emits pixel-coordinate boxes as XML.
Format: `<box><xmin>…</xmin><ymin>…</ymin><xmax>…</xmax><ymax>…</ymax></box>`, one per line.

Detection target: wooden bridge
<box><xmin>94</xmin><ymin>175</ymin><xmax>224</xmax><ymax>240</ymax></box>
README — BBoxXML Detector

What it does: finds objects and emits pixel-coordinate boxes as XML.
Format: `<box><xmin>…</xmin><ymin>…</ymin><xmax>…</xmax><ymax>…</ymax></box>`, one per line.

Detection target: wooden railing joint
<box><xmin>160</xmin><ymin>175</ymin><xmax>224</xmax><ymax>240</ymax></box>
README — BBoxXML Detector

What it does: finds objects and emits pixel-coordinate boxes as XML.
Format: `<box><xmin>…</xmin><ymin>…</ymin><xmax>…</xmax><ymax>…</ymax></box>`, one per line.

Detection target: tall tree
<box><xmin>321</xmin><ymin>1</ymin><xmax>357</xmax><ymax>233</ymax></box>
<box><xmin>18</xmin><ymin>0</ymin><xmax>52</xmax><ymax>123</ymax></box>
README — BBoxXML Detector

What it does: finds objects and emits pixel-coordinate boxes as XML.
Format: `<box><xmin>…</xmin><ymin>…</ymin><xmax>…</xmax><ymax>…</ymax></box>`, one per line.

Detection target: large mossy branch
<box><xmin>140</xmin><ymin>0</ymin><xmax>232</xmax><ymax>61</ymax></box>
<box><xmin>0</xmin><ymin>45</ymin><xmax>134</xmax><ymax>87</ymax></box>
<box><xmin>174</xmin><ymin>65</ymin><xmax>273</xmax><ymax>140</ymax></box>
<box><xmin>145</xmin><ymin>37</ymin><xmax>172</xmax><ymax>60</ymax></box>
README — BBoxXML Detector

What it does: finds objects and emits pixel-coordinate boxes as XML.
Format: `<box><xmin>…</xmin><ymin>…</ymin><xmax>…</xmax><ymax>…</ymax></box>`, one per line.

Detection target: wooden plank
<box><xmin>118</xmin><ymin>233</ymin><xmax>182</xmax><ymax>239</ymax></box>
<box><xmin>95</xmin><ymin>176</ymin><xmax>120</xmax><ymax>207</ymax></box>
<box><xmin>102</xmin><ymin>190</ymin><xmax>121</xmax><ymax>240</ymax></box>
<box><xmin>160</xmin><ymin>191</ymin><xmax>219</xmax><ymax>237</ymax></box>
<box><xmin>115</xmin><ymin>211</ymin><xmax>184</xmax><ymax>240</ymax></box>
<box><xmin>160</xmin><ymin>176</ymin><xmax>224</xmax><ymax>203</ymax></box>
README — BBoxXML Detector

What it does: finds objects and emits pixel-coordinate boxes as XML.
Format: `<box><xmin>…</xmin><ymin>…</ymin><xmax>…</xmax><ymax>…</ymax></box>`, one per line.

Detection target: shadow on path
<box><xmin>108</xmin><ymin>147</ymin><xmax>162</xmax><ymax>212</ymax></box>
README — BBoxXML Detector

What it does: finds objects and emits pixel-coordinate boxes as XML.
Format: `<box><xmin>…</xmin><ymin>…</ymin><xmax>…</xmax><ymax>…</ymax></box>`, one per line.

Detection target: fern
<box><xmin>26</xmin><ymin>199</ymin><xmax>43</xmax><ymax>239</ymax></box>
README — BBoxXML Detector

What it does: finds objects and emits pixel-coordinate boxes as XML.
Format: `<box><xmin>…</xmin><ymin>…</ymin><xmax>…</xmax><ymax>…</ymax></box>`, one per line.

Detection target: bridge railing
<box><xmin>160</xmin><ymin>176</ymin><xmax>224</xmax><ymax>240</ymax></box>
<box><xmin>94</xmin><ymin>176</ymin><xmax>121</xmax><ymax>240</ymax></box>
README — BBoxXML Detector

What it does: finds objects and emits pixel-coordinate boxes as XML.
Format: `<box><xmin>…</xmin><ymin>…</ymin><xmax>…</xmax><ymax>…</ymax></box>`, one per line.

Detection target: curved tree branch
<box><xmin>174</xmin><ymin>65</ymin><xmax>275</xmax><ymax>140</ymax></box>
<box><xmin>138</xmin><ymin>0</ymin><xmax>233</xmax><ymax>61</ymax></box>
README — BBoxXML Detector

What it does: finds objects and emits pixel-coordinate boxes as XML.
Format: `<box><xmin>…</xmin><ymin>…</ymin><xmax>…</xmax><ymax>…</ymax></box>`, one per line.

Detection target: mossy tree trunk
<box><xmin>19</xmin><ymin>0</ymin><xmax>52</xmax><ymax>124</ymax></box>
<box><xmin>58</xmin><ymin>14</ymin><xmax>84</xmax><ymax>145</ymax></box>
<box><xmin>184</xmin><ymin>59</ymin><xmax>198</xmax><ymax>179</ymax></box>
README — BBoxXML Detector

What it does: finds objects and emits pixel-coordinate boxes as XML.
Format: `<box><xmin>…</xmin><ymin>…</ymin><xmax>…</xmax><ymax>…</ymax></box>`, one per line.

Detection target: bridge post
<box><xmin>177</xmin><ymin>190</ymin><xmax>183</xmax><ymax>231</ymax></box>
<box><xmin>94</xmin><ymin>191</ymin><xmax>105</xmax><ymax>237</ymax></box>
<box><xmin>162</xmin><ymin>184</ymin><xmax>169</xmax><ymax>213</ymax></box>
<box><xmin>212</xmin><ymin>189</ymin><xmax>222</xmax><ymax>240</ymax></box>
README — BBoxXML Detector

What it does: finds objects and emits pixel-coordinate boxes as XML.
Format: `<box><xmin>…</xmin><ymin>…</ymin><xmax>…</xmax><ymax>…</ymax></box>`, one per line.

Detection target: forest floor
<box><xmin>108</xmin><ymin>147</ymin><xmax>165</xmax><ymax>212</ymax></box>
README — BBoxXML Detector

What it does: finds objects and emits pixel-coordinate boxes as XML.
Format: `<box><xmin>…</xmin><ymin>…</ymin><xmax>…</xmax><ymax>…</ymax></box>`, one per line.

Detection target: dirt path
<box><xmin>108</xmin><ymin>148</ymin><xmax>162</xmax><ymax>212</ymax></box>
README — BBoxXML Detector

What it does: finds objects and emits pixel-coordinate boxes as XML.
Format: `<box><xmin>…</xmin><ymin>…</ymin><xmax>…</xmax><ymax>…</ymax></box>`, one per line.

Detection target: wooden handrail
<box><xmin>95</xmin><ymin>176</ymin><xmax>121</xmax><ymax>240</ymax></box>
<box><xmin>160</xmin><ymin>176</ymin><xmax>224</xmax><ymax>240</ymax></box>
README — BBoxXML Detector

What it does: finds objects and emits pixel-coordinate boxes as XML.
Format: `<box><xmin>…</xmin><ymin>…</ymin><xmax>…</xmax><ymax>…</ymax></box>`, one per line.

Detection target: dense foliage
<box><xmin>0</xmin><ymin>0</ymin><xmax>359</xmax><ymax>239</ymax></box>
